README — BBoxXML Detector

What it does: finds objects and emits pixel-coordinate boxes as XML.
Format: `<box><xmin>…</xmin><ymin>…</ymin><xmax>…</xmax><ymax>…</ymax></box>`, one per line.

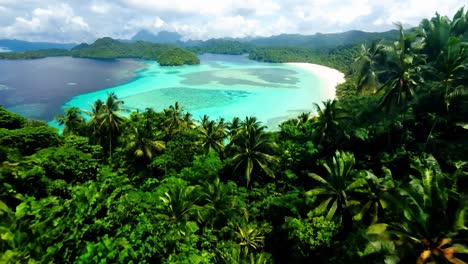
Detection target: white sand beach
<box><xmin>284</xmin><ymin>62</ymin><xmax>345</xmax><ymax>100</ymax></box>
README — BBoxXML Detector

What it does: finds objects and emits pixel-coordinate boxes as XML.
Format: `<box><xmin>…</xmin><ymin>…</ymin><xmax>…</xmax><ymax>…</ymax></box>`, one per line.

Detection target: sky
<box><xmin>0</xmin><ymin>0</ymin><xmax>465</xmax><ymax>43</ymax></box>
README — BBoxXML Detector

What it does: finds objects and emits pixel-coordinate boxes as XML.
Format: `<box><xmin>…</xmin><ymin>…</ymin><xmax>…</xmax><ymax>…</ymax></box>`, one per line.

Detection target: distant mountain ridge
<box><xmin>0</xmin><ymin>37</ymin><xmax>200</xmax><ymax>66</ymax></box>
<box><xmin>0</xmin><ymin>39</ymin><xmax>76</xmax><ymax>52</ymax></box>
<box><xmin>186</xmin><ymin>39</ymin><xmax>254</xmax><ymax>55</ymax></box>
<box><xmin>0</xmin><ymin>29</ymin><xmax>398</xmax><ymax>53</ymax></box>
<box><xmin>243</xmin><ymin>30</ymin><xmax>399</xmax><ymax>47</ymax></box>
<box><xmin>131</xmin><ymin>30</ymin><xmax>183</xmax><ymax>44</ymax></box>
<box><xmin>179</xmin><ymin>29</ymin><xmax>398</xmax><ymax>55</ymax></box>
<box><xmin>130</xmin><ymin>29</ymin><xmax>398</xmax><ymax>48</ymax></box>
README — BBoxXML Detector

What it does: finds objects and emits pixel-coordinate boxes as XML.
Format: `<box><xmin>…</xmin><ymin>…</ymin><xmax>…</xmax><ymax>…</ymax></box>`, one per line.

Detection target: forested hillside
<box><xmin>70</xmin><ymin>37</ymin><xmax>200</xmax><ymax>66</ymax></box>
<box><xmin>188</xmin><ymin>39</ymin><xmax>254</xmax><ymax>55</ymax></box>
<box><xmin>131</xmin><ymin>30</ymin><xmax>183</xmax><ymax>44</ymax></box>
<box><xmin>1</xmin><ymin>9</ymin><xmax>468</xmax><ymax>264</ymax></box>
<box><xmin>133</xmin><ymin>28</ymin><xmax>398</xmax><ymax>50</ymax></box>
<box><xmin>246</xmin><ymin>30</ymin><xmax>398</xmax><ymax>47</ymax></box>
<box><xmin>0</xmin><ymin>38</ymin><xmax>200</xmax><ymax>66</ymax></box>
<box><xmin>0</xmin><ymin>48</ymin><xmax>71</xmax><ymax>59</ymax></box>
<box><xmin>249</xmin><ymin>45</ymin><xmax>360</xmax><ymax>73</ymax></box>
<box><xmin>0</xmin><ymin>39</ymin><xmax>75</xmax><ymax>52</ymax></box>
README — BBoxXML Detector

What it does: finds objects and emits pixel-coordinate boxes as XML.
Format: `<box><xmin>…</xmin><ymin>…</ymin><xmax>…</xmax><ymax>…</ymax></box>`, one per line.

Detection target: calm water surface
<box><xmin>0</xmin><ymin>54</ymin><xmax>327</xmax><ymax>129</ymax></box>
<box><xmin>0</xmin><ymin>57</ymin><xmax>145</xmax><ymax>120</ymax></box>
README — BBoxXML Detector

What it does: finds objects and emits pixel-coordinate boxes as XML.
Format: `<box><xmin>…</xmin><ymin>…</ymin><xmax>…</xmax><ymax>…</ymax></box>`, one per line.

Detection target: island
<box><xmin>0</xmin><ymin>37</ymin><xmax>200</xmax><ymax>66</ymax></box>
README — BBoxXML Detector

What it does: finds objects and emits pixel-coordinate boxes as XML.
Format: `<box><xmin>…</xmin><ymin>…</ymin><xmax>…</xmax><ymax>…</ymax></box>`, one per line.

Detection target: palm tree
<box><xmin>126</xmin><ymin>126</ymin><xmax>165</xmax><ymax>161</ymax></box>
<box><xmin>420</xmin><ymin>9</ymin><xmax>468</xmax><ymax>110</ymax></box>
<box><xmin>378</xmin><ymin>23</ymin><xmax>424</xmax><ymax>112</ymax></box>
<box><xmin>353</xmin><ymin>168</ymin><xmax>396</xmax><ymax>224</ymax></box>
<box><xmin>219</xmin><ymin>245</ymin><xmax>272</xmax><ymax>264</ymax></box>
<box><xmin>235</xmin><ymin>225</ymin><xmax>265</xmax><ymax>257</ymax></box>
<box><xmin>54</xmin><ymin>107</ymin><xmax>85</xmax><ymax>135</ymax></box>
<box><xmin>85</xmin><ymin>99</ymin><xmax>105</xmax><ymax>144</ymax></box>
<box><xmin>158</xmin><ymin>185</ymin><xmax>202</xmax><ymax>224</ymax></box>
<box><xmin>200</xmin><ymin>115</ymin><xmax>210</xmax><ymax>126</ymax></box>
<box><xmin>296</xmin><ymin>112</ymin><xmax>311</xmax><ymax>126</ymax></box>
<box><xmin>163</xmin><ymin>102</ymin><xmax>183</xmax><ymax>136</ymax></box>
<box><xmin>437</xmin><ymin>38</ymin><xmax>468</xmax><ymax>110</ymax></box>
<box><xmin>100</xmin><ymin>92</ymin><xmax>126</xmax><ymax>159</ymax></box>
<box><xmin>355</xmin><ymin>41</ymin><xmax>385</xmax><ymax>93</ymax></box>
<box><xmin>229</xmin><ymin>117</ymin><xmax>278</xmax><ymax>186</ymax></box>
<box><xmin>229</xmin><ymin>212</ymin><xmax>265</xmax><ymax>257</ymax></box>
<box><xmin>449</xmin><ymin>7</ymin><xmax>468</xmax><ymax>36</ymax></box>
<box><xmin>226</xmin><ymin>117</ymin><xmax>241</xmax><ymax>139</ymax></box>
<box><xmin>306</xmin><ymin>151</ymin><xmax>367</xmax><ymax>225</ymax></box>
<box><xmin>311</xmin><ymin>99</ymin><xmax>348</xmax><ymax>146</ymax></box>
<box><xmin>419</xmin><ymin>12</ymin><xmax>452</xmax><ymax>62</ymax></box>
<box><xmin>182</xmin><ymin>112</ymin><xmax>196</xmax><ymax>129</ymax></box>
<box><xmin>125</xmin><ymin>108</ymin><xmax>165</xmax><ymax>162</ymax></box>
<box><xmin>84</xmin><ymin>93</ymin><xmax>126</xmax><ymax>158</ymax></box>
<box><xmin>201</xmin><ymin>178</ymin><xmax>235</xmax><ymax>227</ymax></box>
<box><xmin>237</xmin><ymin>116</ymin><xmax>264</xmax><ymax>136</ymax></box>
<box><xmin>198</xmin><ymin>118</ymin><xmax>227</xmax><ymax>154</ymax></box>
<box><xmin>419</xmin><ymin>9</ymin><xmax>467</xmax><ymax>63</ymax></box>
<box><xmin>367</xmin><ymin>155</ymin><xmax>468</xmax><ymax>263</ymax></box>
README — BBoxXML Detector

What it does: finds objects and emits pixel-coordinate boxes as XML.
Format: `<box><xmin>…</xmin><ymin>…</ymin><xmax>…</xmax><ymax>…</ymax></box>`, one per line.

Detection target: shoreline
<box><xmin>284</xmin><ymin>62</ymin><xmax>345</xmax><ymax>100</ymax></box>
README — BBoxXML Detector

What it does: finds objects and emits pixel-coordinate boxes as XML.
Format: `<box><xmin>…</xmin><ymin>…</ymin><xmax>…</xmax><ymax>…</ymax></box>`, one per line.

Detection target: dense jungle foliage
<box><xmin>248</xmin><ymin>45</ymin><xmax>360</xmax><ymax>73</ymax></box>
<box><xmin>0</xmin><ymin>38</ymin><xmax>200</xmax><ymax>66</ymax></box>
<box><xmin>0</xmin><ymin>48</ymin><xmax>72</xmax><ymax>59</ymax></box>
<box><xmin>245</xmin><ymin>30</ymin><xmax>399</xmax><ymax>47</ymax></box>
<box><xmin>188</xmin><ymin>40</ymin><xmax>254</xmax><ymax>55</ymax></box>
<box><xmin>1</xmin><ymin>9</ymin><xmax>468</xmax><ymax>264</ymax></box>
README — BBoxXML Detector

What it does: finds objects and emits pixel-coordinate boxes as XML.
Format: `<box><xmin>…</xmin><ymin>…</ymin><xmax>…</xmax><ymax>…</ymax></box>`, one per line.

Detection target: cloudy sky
<box><xmin>0</xmin><ymin>0</ymin><xmax>465</xmax><ymax>43</ymax></box>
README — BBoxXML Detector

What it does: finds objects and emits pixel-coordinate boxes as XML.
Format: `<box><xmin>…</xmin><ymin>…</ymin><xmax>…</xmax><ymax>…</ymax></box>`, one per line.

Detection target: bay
<box><xmin>0</xmin><ymin>57</ymin><xmax>145</xmax><ymax>120</ymax></box>
<box><xmin>1</xmin><ymin>54</ymin><xmax>328</xmax><ymax>129</ymax></box>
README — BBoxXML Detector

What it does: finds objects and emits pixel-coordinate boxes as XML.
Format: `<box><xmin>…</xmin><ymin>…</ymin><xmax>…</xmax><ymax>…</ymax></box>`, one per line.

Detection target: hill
<box><xmin>244</xmin><ymin>30</ymin><xmax>398</xmax><ymax>47</ymax></box>
<box><xmin>126</xmin><ymin>29</ymin><xmax>398</xmax><ymax>51</ymax></box>
<box><xmin>0</xmin><ymin>38</ymin><xmax>200</xmax><ymax>66</ymax></box>
<box><xmin>0</xmin><ymin>49</ymin><xmax>71</xmax><ymax>59</ymax></box>
<box><xmin>70</xmin><ymin>37</ymin><xmax>199</xmax><ymax>66</ymax></box>
<box><xmin>131</xmin><ymin>30</ymin><xmax>183</xmax><ymax>44</ymax></box>
<box><xmin>0</xmin><ymin>39</ymin><xmax>76</xmax><ymax>52</ymax></box>
<box><xmin>0</xmin><ymin>29</ymin><xmax>400</xmax><ymax>66</ymax></box>
<box><xmin>187</xmin><ymin>39</ymin><xmax>254</xmax><ymax>55</ymax></box>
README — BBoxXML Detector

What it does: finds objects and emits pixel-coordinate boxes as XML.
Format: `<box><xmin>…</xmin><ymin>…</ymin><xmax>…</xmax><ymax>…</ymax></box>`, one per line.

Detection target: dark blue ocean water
<box><xmin>0</xmin><ymin>57</ymin><xmax>146</xmax><ymax>120</ymax></box>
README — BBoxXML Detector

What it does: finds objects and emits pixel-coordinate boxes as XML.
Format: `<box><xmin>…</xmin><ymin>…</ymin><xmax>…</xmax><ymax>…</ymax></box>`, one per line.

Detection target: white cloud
<box><xmin>372</xmin><ymin>0</ymin><xmax>464</xmax><ymax>26</ymax></box>
<box><xmin>293</xmin><ymin>0</ymin><xmax>372</xmax><ymax>26</ymax></box>
<box><xmin>172</xmin><ymin>14</ymin><xmax>296</xmax><ymax>40</ymax></box>
<box><xmin>123</xmin><ymin>0</ymin><xmax>232</xmax><ymax>15</ymax></box>
<box><xmin>90</xmin><ymin>2</ymin><xmax>111</xmax><ymax>14</ymax></box>
<box><xmin>206</xmin><ymin>16</ymin><xmax>261</xmax><ymax>38</ymax></box>
<box><xmin>124</xmin><ymin>16</ymin><xmax>167</xmax><ymax>32</ymax></box>
<box><xmin>153</xmin><ymin>17</ymin><xmax>165</xmax><ymax>28</ymax></box>
<box><xmin>233</xmin><ymin>0</ymin><xmax>281</xmax><ymax>16</ymax></box>
<box><xmin>33</xmin><ymin>7</ymin><xmax>53</xmax><ymax>16</ymax></box>
<box><xmin>171</xmin><ymin>16</ymin><xmax>252</xmax><ymax>40</ymax></box>
<box><xmin>122</xmin><ymin>0</ymin><xmax>282</xmax><ymax>17</ymax></box>
<box><xmin>0</xmin><ymin>3</ymin><xmax>91</xmax><ymax>42</ymax></box>
<box><xmin>0</xmin><ymin>0</ymin><xmax>466</xmax><ymax>42</ymax></box>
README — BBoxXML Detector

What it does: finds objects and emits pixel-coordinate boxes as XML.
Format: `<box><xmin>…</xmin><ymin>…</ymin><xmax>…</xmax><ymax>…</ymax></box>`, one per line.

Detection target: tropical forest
<box><xmin>1</xmin><ymin>6</ymin><xmax>468</xmax><ymax>264</ymax></box>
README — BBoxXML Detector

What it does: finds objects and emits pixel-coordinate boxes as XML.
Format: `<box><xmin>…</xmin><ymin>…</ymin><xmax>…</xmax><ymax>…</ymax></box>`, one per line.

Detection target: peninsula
<box><xmin>0</xmin><ymin>37</ymin><xmax>200</xmax><ymax>66</ymax></box>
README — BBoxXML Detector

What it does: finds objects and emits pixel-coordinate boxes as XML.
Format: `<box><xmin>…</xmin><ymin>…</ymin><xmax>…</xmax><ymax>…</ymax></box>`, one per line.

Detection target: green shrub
<box><xmin>0</xmin><ymin>106</ymin><xmax>26</xmax><ymax>129</ymax></box>
<box><xmin>0</xmin><ymin>126</ymin><xmax>59</xmax><ymax>155</ymax></box>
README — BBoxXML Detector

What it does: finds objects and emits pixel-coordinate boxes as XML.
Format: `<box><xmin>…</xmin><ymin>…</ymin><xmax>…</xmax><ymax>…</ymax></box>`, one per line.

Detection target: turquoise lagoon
<box><xmin>56</xmin><ymin>54</ymin><xmax>327</xmax><ymax>129</ymax></box>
